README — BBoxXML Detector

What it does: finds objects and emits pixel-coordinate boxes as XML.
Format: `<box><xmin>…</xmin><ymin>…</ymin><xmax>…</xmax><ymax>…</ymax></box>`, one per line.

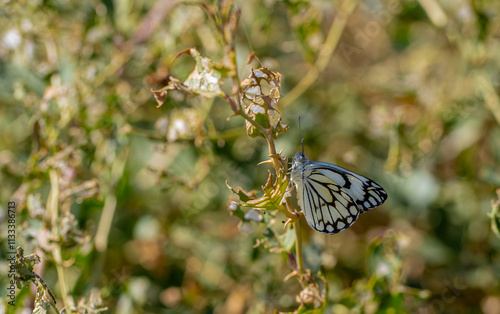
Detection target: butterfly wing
<box><xmin>293</xmin><ymin>157</ymin><xmax>387</xmax><ymax>234</ymax></box>
<box><xmin>308</xmin><ymin>161</ymin><xmax>388</xmax><ymax>212</ymax></box>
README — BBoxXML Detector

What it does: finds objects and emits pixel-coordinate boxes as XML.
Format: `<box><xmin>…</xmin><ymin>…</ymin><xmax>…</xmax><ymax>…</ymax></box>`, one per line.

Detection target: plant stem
<box><xmin>280</xmin><ymin>0</ymin><xmax>358</xmax><ymax>108</ymax></box>
<box><xmin>236</xmin><ymin>100</ymin><xmax>305</xmax><ymax>277</ymax></box>
<box><xmin>294</xmin><ymin>217</ymin><xmax>305</xmax><ymax>275</ymax></box>
<box><xmin>476</xmin><ymin>70</ymin><xmax>500</xmax><ymax>125</ymax></box>
<box><xmin>284</xmin><ymin>196</ymin><xmax>304</xmax><ymax>276</ymax></box>
<box><xmin>47</xmin><ymin>169</ymin><xmax>70</xmax><ymax>310</ymax></box>
<box><xmin>217</xmin><ymin>3</ymin><xmax>305</xmax><ymax>280</ymax></box>
<box><xmin>237</xmin><ymin>109</ymin><xmax>283</xmax><ymax>172</ymax></box>
<box><xmin>52</xmin><ymin>246</ymin><xmax>69</xmax><ymax>306</ymax></box>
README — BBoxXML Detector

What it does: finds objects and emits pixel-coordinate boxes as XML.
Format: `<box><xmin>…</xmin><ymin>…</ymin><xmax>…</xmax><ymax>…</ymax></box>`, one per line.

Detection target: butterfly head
<box><xmin>292</xmin><ymin>152</ymin><xmax>308</xmax><ymax>169</ymax></box>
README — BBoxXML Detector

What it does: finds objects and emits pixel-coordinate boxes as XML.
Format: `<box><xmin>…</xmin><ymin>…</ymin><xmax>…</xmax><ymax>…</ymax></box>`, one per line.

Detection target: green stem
<box><xmin>237</xmin><ymin>109</ymin><xmax>283</xmax><ymax>171</ymax></box>
<box><xmin>52</xmin><ymin>246</ymin><xmax>69</xmax><ymax>307</ymax></box>
<box><xmin>280</xmin><ymin>0</ymin><xmax>358</xmax><ymax>108</ymax></box>
<box><xmin>47</xmin><ymin>169</ymin><xmax>70</xmax><ymax>310</ymax></box>
<box><xmin>284</xmin><ymin>196</ymin><xmax>304</xmax><ymax>276</ymax></box>
<box><xmin>237</xmin><ymin>101</ymin><xmax>304</xmax><ymax>277</ymax></box>
<box><xmin>216</xmin><ymin>2</ymin><xmax>305</xmax><ymax>281</ymax></box>
<box><xmin>294</xmin><ymin>217</ymin><xmax>305</xmax><ymax>275</ymax></box>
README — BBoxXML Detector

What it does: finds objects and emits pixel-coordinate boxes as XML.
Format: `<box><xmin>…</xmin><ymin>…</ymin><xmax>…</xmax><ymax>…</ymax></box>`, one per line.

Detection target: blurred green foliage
<box><xmin>1</xmin><ymin>0</ymin><xmax>500</xmax><ymax>313</ymax></box>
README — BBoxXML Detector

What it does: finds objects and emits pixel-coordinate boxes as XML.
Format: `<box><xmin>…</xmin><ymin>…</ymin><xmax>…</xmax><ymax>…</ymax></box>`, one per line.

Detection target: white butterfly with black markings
<box><xmin>290</xmin><ymin>144</ymin><xmax>387</xmax><ymax>235</ymax></box>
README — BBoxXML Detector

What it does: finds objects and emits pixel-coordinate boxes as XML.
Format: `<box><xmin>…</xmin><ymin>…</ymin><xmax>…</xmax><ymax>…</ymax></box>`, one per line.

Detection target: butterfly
<box><xmin>290</xmin><ymin>149</ymin><xmax>387</xmax><ymax>234</ymax></box>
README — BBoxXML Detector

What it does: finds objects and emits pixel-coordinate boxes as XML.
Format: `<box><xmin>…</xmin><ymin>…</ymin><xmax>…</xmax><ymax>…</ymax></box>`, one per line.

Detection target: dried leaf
<box><xmin>295</xmin><ymin>272</ymin><xmax>328</xmax><ymax>312</ymax></box>
<box><xmin>151</xmin><ymin>48</ymin><xmax>226</xmax><ymax>108</ymax></box>
<box><xmin>240</xmin><ymin>67</ymin><xmax>288</xmax><ymax>138</ymax></box>
<box><xmin>13</xmin><ymin>247</ymin><xmax>57</xmax><ymax>313</ymax></box>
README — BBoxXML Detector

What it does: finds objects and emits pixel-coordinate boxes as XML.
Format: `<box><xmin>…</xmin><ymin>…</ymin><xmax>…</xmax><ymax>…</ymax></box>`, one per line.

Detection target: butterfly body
<box><xmin>291</xmin><ymin>152</ymin><xmax>387</xmax><ymax>234</ymax></box>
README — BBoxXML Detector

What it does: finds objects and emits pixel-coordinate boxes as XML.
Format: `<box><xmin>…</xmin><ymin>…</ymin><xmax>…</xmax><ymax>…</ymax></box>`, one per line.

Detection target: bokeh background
<box><xmin>1</xmin><ymin>0</ymin><xmax>500</xmax><ymax>313</ymax></box>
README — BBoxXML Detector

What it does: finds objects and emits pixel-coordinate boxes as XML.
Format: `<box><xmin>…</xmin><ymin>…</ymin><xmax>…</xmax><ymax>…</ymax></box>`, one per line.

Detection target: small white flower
<box><xmin>376</xmin><ymin>262</ymin><xmax>390</xmax><ymax>277</ymax></box>
<box><xmin>239</xmin><ymin>222</ymin><xmax>254</xmax><ymax>235</ymax></box>
<box><xmin>244</xmin><ymin>209</ymin><xmax>262</xmax><ymax>222</ymax></box>
<box><xmin>3</xmin><ymin>29</ymin><xmax>21</xmax><ymax>49</ymax></box>
<box><xmin>167</xmin><ymin>119</ymin><xmax>188</xmax><ymax>141</ymax></box>
<box><xmin>228</xmin><ymin>201</ymin><xmax>238</xmax><ymax>211</ymax></box>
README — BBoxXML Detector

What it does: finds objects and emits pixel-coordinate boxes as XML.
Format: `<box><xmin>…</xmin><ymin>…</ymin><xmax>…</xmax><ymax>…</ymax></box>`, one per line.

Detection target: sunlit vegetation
<box><xmin>1</xmin><ymin>0</ymin><xmax>500</xmax><ymax>313</ymax></box>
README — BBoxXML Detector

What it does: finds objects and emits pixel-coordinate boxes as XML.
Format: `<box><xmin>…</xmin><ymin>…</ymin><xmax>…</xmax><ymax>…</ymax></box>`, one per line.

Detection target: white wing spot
<box><xmin>349</xmin><ymin>205</ymin><xmax>357</xmax><ymax>215</ymax></box>
<box><xmin>326</xmin><ymin>225</ymin><xmax>334</xmax><ymax>232</ymax></box>
<box><xmin>318</xmin><ymin>221</ymin><xmax>325</xmax><ymax>231</ymax></box>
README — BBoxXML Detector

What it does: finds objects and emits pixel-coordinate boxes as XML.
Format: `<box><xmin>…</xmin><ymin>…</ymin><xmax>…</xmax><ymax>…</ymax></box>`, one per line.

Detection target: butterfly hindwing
<box><xmin>301</xmin><ymin>171</ymin><xmax>360</xmax><ymax>233</ymax></box>
<box><xmin>291</xmin><ymin>152</ymin><xmax>387</xmax><ymax>235</ymax></box>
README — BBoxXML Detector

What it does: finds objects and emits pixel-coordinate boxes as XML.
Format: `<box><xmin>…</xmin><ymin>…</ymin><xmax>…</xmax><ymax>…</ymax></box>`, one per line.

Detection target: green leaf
<box><xmin>279</xmin><ymin>227</ymin><xmax>296</xmax><ymax>252</ymax></box>
<box><xmin>14</xmin><ymin>247</ymin><xmax>58</xmax><ymax>313</ymax></box>
<box><xmin>226</xmin><ymin>170</ymin><xmax>289</xmax><ymax>211</ymax></box>
<box><xmin>490</xmin><ymin>189</ymin><xmax>500</xmax><ymax>240</ymax></box>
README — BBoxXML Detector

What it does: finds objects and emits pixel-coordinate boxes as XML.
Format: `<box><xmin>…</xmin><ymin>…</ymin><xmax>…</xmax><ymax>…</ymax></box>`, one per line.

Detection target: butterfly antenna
<box><xmin>298</xmin><ymin>116</ymin><xmax>304</xmax><ymax>154</ymax></box>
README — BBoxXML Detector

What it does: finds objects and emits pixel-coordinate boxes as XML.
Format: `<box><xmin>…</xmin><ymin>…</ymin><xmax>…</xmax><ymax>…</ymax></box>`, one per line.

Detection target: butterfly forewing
<box><xmin>291</xmin><ymin>152</ymin><xmax>387</xmax><ymax>235</ymax></box>
<box><xmin>310</xmin><ymin>162</ymin><xmax>387</xmax><ymax>211</ymax></box>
